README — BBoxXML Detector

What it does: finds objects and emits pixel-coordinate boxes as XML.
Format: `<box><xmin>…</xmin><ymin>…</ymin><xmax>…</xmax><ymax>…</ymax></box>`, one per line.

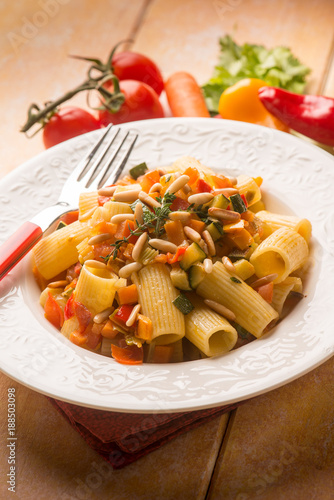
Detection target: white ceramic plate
<box><xmin>0</xmin><ymin>117</ymin><xmax>333</xmax><ymax>413</ymax></box>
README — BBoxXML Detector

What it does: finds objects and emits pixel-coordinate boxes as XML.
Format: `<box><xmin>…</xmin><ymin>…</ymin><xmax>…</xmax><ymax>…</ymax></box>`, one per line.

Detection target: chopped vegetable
<box><xmin>130</xmin><ymin>162</ymin><xmax>148</xmax><ymax>180</ymax></box>
<box><xmin>165</xmin><ymin>71</ymin><xmax>210</xmax><ymax>117</ymax></box>
<box><xmin>230</xmin><ymin>193</ymin><xmax>247</xmax><ymax>214</ymax></box>
<box><xmin>117</xmin><ymin>284</ymin><xmax>138</xmax><ymax>305</ymax></box>
<box><xmin>170</xmin><ymin>267</ymin><xmax>192</xmax><ymax>291</ymax></box>
<box><xmin>172</xmin><ymin>294</ymin><xmax>194</xmax><ymax>315</ymax></box>
<box><xmin>188</xmin><ymin>262</ymin><xmax>206</xmax><ymax>289</ymax></box>
<box><xmin>179</xmin><ymin>242</ymin><xmax>206</xmax><ymax>271</ymax></box>
<box><xmin>44</xmin><ymin>291</ymin><xmax>64</xmax><ymax>329</ymax></box>
<box><xmin>167</xmin><ymin>247</ymin><xmax>187</xmax><ymax>265</ymax></box>
<box><xmin>111</xmin><ymin>343</ymin><xmax>144</xmax><ymax>365</ymax></box>
<box><xmin>202</xmin><ymin>35</ymin><xmax>310</xmax><ymax>114</ymax></box>
<box><xmin>136</xmin><ymin>314</ymin><xmax>153</xmax><ymax>341</ymax></box>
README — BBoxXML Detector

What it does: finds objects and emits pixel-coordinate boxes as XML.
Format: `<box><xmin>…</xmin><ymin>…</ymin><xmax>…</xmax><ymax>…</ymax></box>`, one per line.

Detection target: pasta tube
<box><xmin>33</xmin><ymin>221</ymin><xmax>90</xmax><ymax>279</ymax></box>
<box><xmin>255</xmin><ymin>210</ymin><xmax>312</xmax><ymax>243</ymax></box>
<box><xmin>185</xmin><ymin>296</ymin><xmax>237</xmax><ymax>356</ymax></box>
<box><xmin>250</xmin><ymin>227</ymin><xmax>309</xmax><ymax>283</ymax></box>
<box><xmin>132</xmin><ymin>264</ymin><xmax>185</xmax><ymax>345</ymax></box>
<box><xmin>196</xmin><ymin>262</ymin><xmax>278</xmax><ymax>338</ymax></box>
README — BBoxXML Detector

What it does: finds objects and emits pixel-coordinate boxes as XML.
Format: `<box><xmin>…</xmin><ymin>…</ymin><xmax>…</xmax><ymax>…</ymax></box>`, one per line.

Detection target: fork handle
<box><xmin>0</xmin><ymin>222</ymin><xmax>43</xmax><ymax>280</ymax></box>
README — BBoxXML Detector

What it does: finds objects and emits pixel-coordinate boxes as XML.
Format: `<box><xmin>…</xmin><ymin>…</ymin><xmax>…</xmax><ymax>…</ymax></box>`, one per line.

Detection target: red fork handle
<box><xmin>0</xmin><ymin>222</ymin><xmax>43</xmax><ymax>280</ymax></box>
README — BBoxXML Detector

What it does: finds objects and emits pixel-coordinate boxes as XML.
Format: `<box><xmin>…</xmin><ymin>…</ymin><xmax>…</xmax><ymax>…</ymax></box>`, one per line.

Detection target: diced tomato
<box><xmin>58</xmin><ymin>211</ymin><xmax>79</xmax><ymax>225</ymax></box>
<box><xmin>74</xmin><ymin>301</ymin><xmax>92</xmax><ymax>331</ymax></box>
<box><xmin>44</xmin><ymin>292</ymin><xmax>64</xmax><ymax>329</ymax></box>
<box><xmin>170</xmin><ymin>196</ymin><xmax>190</xmax><ymax>211</ymax></box>
<box><xmin>98</xmin><ymin>196</ymin><xmax>111</xmax><ymax>206</ymax></box>
<box><xmin>166</xmin><ymin>247</ymin><xmax>187</xmax><ymax>264</ymax></box>
<box><xmin>111</xmin><ymin>344</ymin><xmax>144</xmax><ymax>365</ymax></box>
<box><xmin>64</xmin><ymin>294</ymin><xmax>92</xmax><ymax>331</ymax></box>
<box><xmin>193</xmin><ymin>178</ymin><xmax>213</xmax><ymax>193</ymax></box>
<box><xmin>64</xmin><ymin>293</ymin><xmax>75</xmax><ymax>320</ymax></box>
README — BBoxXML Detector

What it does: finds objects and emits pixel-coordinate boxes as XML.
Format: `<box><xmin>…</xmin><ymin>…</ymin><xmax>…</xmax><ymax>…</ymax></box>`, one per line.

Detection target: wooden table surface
<box><xmin>1</xmin><ymin>1</ymin><xmax>334</xmax><ymax>498</ymax></box>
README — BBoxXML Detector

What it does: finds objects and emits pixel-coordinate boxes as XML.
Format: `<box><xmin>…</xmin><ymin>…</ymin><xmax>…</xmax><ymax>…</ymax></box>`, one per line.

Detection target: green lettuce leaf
<box><xmin>202</xmin><ymin>35</ymin><xmax>311</xmax><ymax>114</ymax></box>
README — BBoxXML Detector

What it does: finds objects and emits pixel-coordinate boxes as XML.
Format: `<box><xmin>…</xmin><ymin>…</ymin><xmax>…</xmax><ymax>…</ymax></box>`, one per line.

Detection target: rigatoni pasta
<box><xmin>33</xmin><ymin>156</ymin><xmax>312</xmax><ymax>365</ymax></box>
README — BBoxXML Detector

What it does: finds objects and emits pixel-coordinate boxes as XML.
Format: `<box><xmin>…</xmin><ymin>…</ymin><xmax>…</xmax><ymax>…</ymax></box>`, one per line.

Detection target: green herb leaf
<box><xmin>202</xmin><ymin>35</ymin><xmax>311</xmax><ymax>114</ymax></box>
<box><xmin>230</xmin><ymin>276</ymin><xmax>242</xmax><ymax>284</ymax></box>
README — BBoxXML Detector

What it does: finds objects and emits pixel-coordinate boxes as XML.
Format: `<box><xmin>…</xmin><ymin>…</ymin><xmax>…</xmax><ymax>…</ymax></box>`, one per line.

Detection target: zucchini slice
<box><xmin>206</xmin><ymin>221</ymin><xmax>224</xmax><ymax>241</ymax></box>
<box><xmin>209</xmin><ymin>193</ymin><xmax>230</xmax><ymax>210</ymax></box>
<box><xmin>180</xmin><ymin>242</ymin><xmax>206</xmax><ymax>271</ymax></box>
<box><xmin>129</xmin><ymin>162</ymin><xmax>148</xmax><ymax>180</ymax></box>
<box><xmin>170</xmin><ymin>267</ymin><xmax>192</xmax><ymax>291</ymax></box>
<box><xmin>188</xmin><ymin>262</ymin><xmax>206</xmax><ymax>289</ymax></box>
<box><xmin>172</xmin><ymin>294</ymin><xmax>194</xmax><ymax>315</ymax></box>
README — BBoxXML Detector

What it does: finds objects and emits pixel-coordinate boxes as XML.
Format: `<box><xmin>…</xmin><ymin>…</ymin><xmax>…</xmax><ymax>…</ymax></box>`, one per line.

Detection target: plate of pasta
<box><xmin>0</xmin><ymin>117</ymin><xmax>333</xmax><ymax>413</ymax></box>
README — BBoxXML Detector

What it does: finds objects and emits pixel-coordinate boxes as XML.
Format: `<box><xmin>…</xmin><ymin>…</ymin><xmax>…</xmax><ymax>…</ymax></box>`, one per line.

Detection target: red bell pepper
<box><xmin>111</xmin><ymin>304</ymin><xmax>134</xmax><ymax>327</ymax></box>
<box><xmin>111</xmin><ymin>344</ymin><xmax>143</xmax><ymax>365</ymax></box>
<box><xmin>166</xmin><ymin>247</ymin><xmax>187</xmax><ymax>264</ymax></box>
<box><xmin>44</xmin><ymin>292</ymin><xmax>64</xmax><ymax>329</ymax></box>
<box><xmin>258</xmin><ymin>87</ymin><xmax>334</xmax><ymax>147</ymax></box>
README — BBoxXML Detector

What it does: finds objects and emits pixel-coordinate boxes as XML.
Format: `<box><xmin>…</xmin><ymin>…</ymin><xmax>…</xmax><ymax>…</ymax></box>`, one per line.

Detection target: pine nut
<box><xmin>203</xmin><ymin>258</ymin><xmax>213</xmax><ymax>274</ymax></box>
<box><xmin>222</xmin><ymin>256</ymin><xmax>236</xmax><ymax>273</ymax></box>
<box><xmin>139</xmin><ymin>191</ymin><xmax>161</xmax><ymax>208</ymax></box>
<box><xmin>84</xmin><ymin>259</ymin><xmax>108</xmax><ymax>270</ymax></box>
<box><xmin>79</xmin><ymin>206</ymin><xmax>97</xmax><ymax>221</ymax></box>
<box><xmin>148</xmin><ymin>239</ymin><xmax>178</xmax><ymax>253</ymax></box>
<box><xmin>182</xmin><ymin>184</ymin><xmax>192</xmax><ymax>195</ymax></box>
<box><xmin>149</xmin><ymin>183</ymin><xmax>162</xmax><ymax>193</ymax></box>
<box><xmin>114</xmin><ymin>188</ymin><xmax>141</xmax><ymax>203</ymax></box>
<box><xmin>98</xmin><ymin>186</ymin><xmax>117</xmax><ymax>197</ymax></box>
<box><xmin>48</xmin><ymin>280</ymin><xmax>69</xmax><ymax>289</ymax></box>
<box><xmin>250</xmin><ymin>274</ymin><xmax>278</xmax><ymax>289</ymax></box>
<box><xmin>184</xmin><ymin>226</ymin><xmax>202</xmax><ymax>243</ymax></box>
<box><xmin>119</xmin><ymin>262</ymin><xmax>143</xmax><ymax>278</ymax></box>
<box><xmin>166</xmin><ymin>175</ymin><xmax>190</xmax><ymax>194</ymax></box>
<box><xmin>198</xmin><ymin>239</ymin><xmax>209</xmax><ymax>255</ymax></box>
<box><xmin>94</xmin><ymin>307</ymin><xmax>114</xmax><ymax>324</ymax></box>
<box><xmin>202</xmin><ymin>230</ymin><xmax>216</xmax><ymax>256</ymax></box>
<box><xmin>213</xmin><ymin>188</ymin><xmax>239</xmax><ymax>196</ymax></box>
<box><xmin>132</xmin><ymin>232</ymin><xmax>148</xmax><ymax>261</ymax></box>
<box><xmin>126</xmin><ymin>304</ymin><xmax>141</xmax><ymax>327</ymax></box>
<box><xmin>169</xmin><ymin>211</ymin><xmax>191</xmax><ymax>223</ymax></box>
<box><xmin>204</xmin><ymin>299</ymin><xmax>236</xmax><ymax>321</ymax></box>
<box><xmin>208</xmin><ymin>207</ymin><xmax>241</xmax><ymax>222</ymax></box>
<box><xmin>110</xmin><ymin>213</ymin><xmax>135</xmax><ymax>224</ymax></box>
<box><xmin>187</xmin><ymin>192</ymin><xmax>214</xmax><ymax>205</ymax></box>
<box><xmin>88</xmin><ymin>233</ymin><xmax>112</xmax><ymax>245</ymax></box>
<box><xmin>134</xmin><ymin>202</ymin><xmax>144</xmax><ymax>226</ymax></box>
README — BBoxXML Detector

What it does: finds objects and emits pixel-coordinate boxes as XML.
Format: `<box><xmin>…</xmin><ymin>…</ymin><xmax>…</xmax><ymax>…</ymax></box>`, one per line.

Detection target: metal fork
<box><xmin>0</xmin><ymin>125</ymin><xmax>138</xmax><ymax>280</ymax></box>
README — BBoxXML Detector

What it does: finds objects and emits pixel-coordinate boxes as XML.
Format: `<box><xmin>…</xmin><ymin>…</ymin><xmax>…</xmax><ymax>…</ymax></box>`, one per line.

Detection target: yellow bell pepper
<box><xmin>218</xmin><ymin>78</ymin><xmax>289</xmax><ymax>132</ymax></box>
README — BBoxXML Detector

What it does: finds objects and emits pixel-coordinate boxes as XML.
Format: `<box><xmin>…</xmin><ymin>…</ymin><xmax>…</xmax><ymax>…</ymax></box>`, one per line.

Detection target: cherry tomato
<box><xmin>43</xmin><ymin>106</ymin><xmax>101</xmax><ymax>149</ymax></box>
<box><xmin>112</xmin><ymin>51</ymin><xmax>164</xmax><ymax>96</ymax></box>
<box><xmin>98</xmin><ymin>80</ymin><xmax>164</xmax><ymax>126</ymax></box>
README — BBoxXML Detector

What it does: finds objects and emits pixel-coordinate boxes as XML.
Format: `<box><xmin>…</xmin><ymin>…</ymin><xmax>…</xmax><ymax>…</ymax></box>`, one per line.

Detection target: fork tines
<box><xmin>77</xmin><ymin>125</ymin><xmax>138</xmax><ymax>190</ymax></box>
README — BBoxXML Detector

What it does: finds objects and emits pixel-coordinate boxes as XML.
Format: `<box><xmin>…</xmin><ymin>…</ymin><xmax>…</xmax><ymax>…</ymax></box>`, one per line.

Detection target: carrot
<box><xmin>165</xmin><ymin>72</ymin><xmax>210</xmax><ymax>118</ymax></box>
<box><xmin>187</xmin><ymin>218</ymin><xmax>206</xmax><ymax>234</ymax></box>
<box><xmin>164</xmin><ymin>220</ymin><xmax>185</xmax><ymax>246</ymax></box>
<box><xmin>101</xmin><ymin>319</ymin><xmax>119</xmax><ymax>339</ymax></box>
<box><xmin>117</xmin><ymin>284</ymin><xmax>138</xmax><ymax>305</ymax></box>
<box><xmin>136</xmin><ymin>314</ymin><xmax>153</xmax><ymax>341</ymax></box>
